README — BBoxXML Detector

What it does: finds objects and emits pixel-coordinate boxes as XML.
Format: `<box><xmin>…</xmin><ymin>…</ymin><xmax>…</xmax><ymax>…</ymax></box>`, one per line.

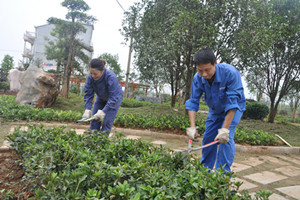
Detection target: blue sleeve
<box><xmin>84</xmin><ymin>75</ymin><xmax>95</xmax><ymax>110</ymax></box>
<box><xmin>102</xmin><ymin>74</ymin><xmax>123</xmax><ymax>113</ymax></box>
<box><xmin>185</xmin><ymin>74</ymin><xmax>204</xmax><ymax>111</ymax></box>
<box><xmin>225</xmin><ymin>70</ymin><xmax>244</xmax><ymax>113</ymax></box>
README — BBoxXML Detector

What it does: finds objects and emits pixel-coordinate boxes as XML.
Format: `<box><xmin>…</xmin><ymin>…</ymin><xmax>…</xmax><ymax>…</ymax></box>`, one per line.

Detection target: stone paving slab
<box><xmin>274</xmin><ymin>165</ymin><xmax>300</xmax><ymax>177</ymax></box>
<box><xmin>75</xmin><ymin>129</ymin><xmax>85</xmax><ymax>135</ymax></box>
<box><xmin>259</xmin><ymin>155</ymin><xmax>287</xmax><ymax>165</ymax></box>
<box><xmin>126</xmin><ymin>135</ymin><xmax>141</xmax><ymax>140</ymax></box>
<box><xmin>275</xmin><ymin>155</ymin><xmax>300</xmax><ymax>165</ymax></box>
<box><xmin>268</xmin><ymin>193</ymin><xmax>289</xmax><ymax>200</ymax></box>
<box><xmin>276</xmin><ymin>185</ymin><xmax>300</xmax><ymax>200</ymax></box>
<box><xmin>151</xmin><ymin>140</ymin><xmax>167</xmax><ymax>145</ymax></box>
<box><xmin>244</xmin><ymin>171</ymin><xmax>288</xmax><ymax>185</ymax></box>
<box><xmin>232</xmin><ymin>177</ymin><xmax>258</xmax><ymax>190</ymax></box>
<box><xmin>9</xmin><ymin>126</ymin><xmax>28</xmax><ymax>133</ymax></box>
<box><xmin>231</xmin><ymin>162</ymin><xmax>252</xmax><ymax>172</ymax></box>
<box><xmin>249</xmin><ymin>193</ymin><xmax>289</xmax><ymax>200</ymax></box>
<box><xmin>239</xmin><ymin>157</ymin><xmax>264</xmax><ymax>167</ymax></box>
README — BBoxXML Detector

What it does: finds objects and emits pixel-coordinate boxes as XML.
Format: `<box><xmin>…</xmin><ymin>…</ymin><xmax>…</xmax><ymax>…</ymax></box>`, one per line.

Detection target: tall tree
<box><xmin>236</xmin><ymin>0</ymin><xmax>300</xmax><ymax>123</ymax></box>
<box><xmin>46</xmin><ymin>0</ymin><xmax>96</xmax><ymax>98</ymax></box>
<box><xmin>98</xmin><ymin>53</ymin><xmax>124</xmax><ymax>81</ymax></box>
<box><xmin>1</xmin><ymin>55</ymin><xmax>14</xmax><ymax>75</ymax></box>
<box><xmin>121</xmin><ymin>3</ymin><xmax>143</xmax><ymax>99</ymax></box>
<box><xmin>288</xmin><ymin>81</ymin><xmax>300</xmax><ymax>122</ymax></box>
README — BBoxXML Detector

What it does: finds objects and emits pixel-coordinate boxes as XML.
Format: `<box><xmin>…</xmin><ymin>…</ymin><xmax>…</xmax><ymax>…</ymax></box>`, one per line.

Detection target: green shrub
<box><xmin>235</xmin><ymin>127</ymin><xmax>279</xmax><ymax>146</ymax></box>
<box><xmin>6</xmin><ymin>125</ymin><xmax>269</xmax><ymax>199</ymax></box>
<box><xmin>243</xmin><ymin>101</ymin><xmax>269</xmax><ymax>120</ymax></box>
<box><xmin>121</xmin><ymin>98</ymin><xmax>152</xmax><ymax>107</ymax></box>
<box><xmin>115</xmin><ymin>113</ymin><xmax>205</xmax><ymax>134</ymax></box>
<box><xmin>0</xmin><ymin>82</ymin><xmax>9</xmax><ymax>90</ymax></box>
<box><xmin>0</xmin><ymin>95</ymin><xmax>81</xmax><ymax>122</ymax></box>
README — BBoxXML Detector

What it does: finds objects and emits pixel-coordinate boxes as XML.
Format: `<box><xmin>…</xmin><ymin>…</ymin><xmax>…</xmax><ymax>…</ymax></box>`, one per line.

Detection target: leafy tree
<box><xmin>98</xmin><ymin>53</ymin><xmax>124</xmax><ymax>81</ymax></box>
<box><xmin>121</xmin><ymin>3</ymin><xmax>143</xmax><ymax>99</ymax></box>
<box><xmin>288</xmin><ymin>81</ymin><xmax>300</xmax><ymax>122</ymax></box>
<box><xmin>46</xmin><ymin>0</ymin><xmax>96</xmax><ymax>98</ymax></box>
<box><xmin>236</xmin><ymin>0</ymin><xmax>300</xmax><ymax>123</ymax></box>
<box><xmin>1</xmin><ymin>55</ymin><xmax>14</xmax><ymax>75</ymax></box>
<box><xmin>124</xmin><ymin>0</ymin><xmax>246</xmax><ymax>107</ymax></box>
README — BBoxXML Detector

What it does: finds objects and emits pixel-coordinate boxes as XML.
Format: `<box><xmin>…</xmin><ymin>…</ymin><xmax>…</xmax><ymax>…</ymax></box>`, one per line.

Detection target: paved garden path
<box><xmin>1</xmin><ymin>122</ymin><xmax>300</xmax><ymax>200</ymax></box>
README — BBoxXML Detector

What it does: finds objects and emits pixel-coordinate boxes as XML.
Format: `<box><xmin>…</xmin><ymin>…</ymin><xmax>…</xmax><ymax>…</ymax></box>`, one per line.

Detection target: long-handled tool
<box><xmin>172</xmin><ymin>139</ymin><xmax>219</xmax><ymax>160</ymax></box>
<box><xmin>77</xmin><ymin>116</ymin><xmax>95</xmax><ymax>123</ymax></box>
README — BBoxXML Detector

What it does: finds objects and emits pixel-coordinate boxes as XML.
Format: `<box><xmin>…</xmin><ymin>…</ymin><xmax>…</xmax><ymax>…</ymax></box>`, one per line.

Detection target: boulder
<box><xmin>16</xmin><ymin>65</ymin><xmax>58</xmax><ymax>108</ymax></box>
<box><xmin>7</xmin><ymin>69</ymin><xmax>22</xmax><ymax>92</ymax></box>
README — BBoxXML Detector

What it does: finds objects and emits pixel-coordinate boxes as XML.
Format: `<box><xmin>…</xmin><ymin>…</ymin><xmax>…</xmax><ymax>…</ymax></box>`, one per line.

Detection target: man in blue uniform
<box><xmin>82</xmin><ymin>58</ymin><xmax>123</xmax><ymax>132</ymax></box>
<box><xmin>185</xmin><ymin>48</ymin><xmax>246</xmax><ymax>172</ymax></box>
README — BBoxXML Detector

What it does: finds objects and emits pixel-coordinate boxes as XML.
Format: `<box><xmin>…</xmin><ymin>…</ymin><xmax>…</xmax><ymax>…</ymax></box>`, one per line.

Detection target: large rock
<box><xmin>7</xmin><ymin>69</ymin><xmax>21</xmax><ymax>92</ymax></box>
<box><xmin>16</xmin><ymin>65</ymin><xmax>58</xmax><ymax>108</ymax></box>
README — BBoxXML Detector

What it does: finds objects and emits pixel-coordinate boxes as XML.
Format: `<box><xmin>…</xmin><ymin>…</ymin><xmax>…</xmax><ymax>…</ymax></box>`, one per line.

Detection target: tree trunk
<box><xmin>171</xmin><ymin>95</ymin><xmax>176</xmax><ymax>107</ymax></box>
<box><xmin>268</xmin><ymin>106</ymin><xmax>277</xmax><ymax>123</ymax></box>
<box><xmin>124</xmin><ymin>35</ymin><xmax>134</xmax><ymax>99</ymax></box>
<box><xmin>292</xmin><ymin>98</ymin><xmax>299</xmax><ymax>122</ymax></box>
<box><xmin>61</xmin><ymin>40</ymin><xmax>74</xmax><ymax>98</ymax></box>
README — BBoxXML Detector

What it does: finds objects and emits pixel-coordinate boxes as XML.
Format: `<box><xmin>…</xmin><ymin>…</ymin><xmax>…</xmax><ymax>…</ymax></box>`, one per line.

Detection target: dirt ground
<box><xmin>0</xmin><ymin>151</ymin><xmax>34</xmax><ymax>199</ymax></box>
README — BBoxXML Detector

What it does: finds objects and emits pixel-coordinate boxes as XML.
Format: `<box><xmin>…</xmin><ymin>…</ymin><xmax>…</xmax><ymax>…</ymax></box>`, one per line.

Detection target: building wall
<box><xmin>32</xmin><ymin>24</ymin><xmax>93</xmax><ymax>72</ymax></box>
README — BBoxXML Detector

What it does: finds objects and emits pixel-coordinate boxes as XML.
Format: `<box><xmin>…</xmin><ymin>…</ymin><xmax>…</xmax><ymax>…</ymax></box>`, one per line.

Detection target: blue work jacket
<box><xmin>84</xmin><ymin>69</ymin><xmax>123</xmax><ymax>114</ymax></box>
<box><xmin>185</xmin><ymin>63</ymin><xmax>246</xmax><ymax>115</ymax></box>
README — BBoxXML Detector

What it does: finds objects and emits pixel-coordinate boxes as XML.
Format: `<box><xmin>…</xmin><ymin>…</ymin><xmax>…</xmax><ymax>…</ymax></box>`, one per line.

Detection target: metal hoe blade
<box><xmin>173</xmin><ymin>140</ymin><xmax>219</xmax><ymax>160</ymax></box>
<box><xmin>77</xmin><ymin>116</ymin><xmax>95</xmax><ymax>123</ymax></box>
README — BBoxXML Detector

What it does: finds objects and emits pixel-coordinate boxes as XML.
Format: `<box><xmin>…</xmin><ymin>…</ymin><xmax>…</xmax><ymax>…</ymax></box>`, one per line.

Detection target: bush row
<box><xmin>0</xmin><ymin>95</ymin><xmax>279</xmax><ymax>146</ymax></box>
<box><xmin>6</xmin><ymin>125</ymin><xmax>270</xmax><ymax>199</ymax></box>
<box><xmin>121</xmin><ymin>98</ymin><xmax>153</xmax><ymax>107</ymax></box>
<box><xmin>0</xmin><ymin>95</ymin><xmax>81</xmax><ymax>122</ymax></box>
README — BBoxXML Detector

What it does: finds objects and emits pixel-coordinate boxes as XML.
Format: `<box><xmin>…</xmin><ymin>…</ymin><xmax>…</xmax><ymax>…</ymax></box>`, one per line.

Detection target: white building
<box><xmin>23</xmin><ymin>23</ymin><xmax>94</xmax><ymax>72</ymax></box>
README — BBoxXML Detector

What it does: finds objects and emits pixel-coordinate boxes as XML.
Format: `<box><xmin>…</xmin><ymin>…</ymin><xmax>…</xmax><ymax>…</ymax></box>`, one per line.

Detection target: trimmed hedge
<box><xmin>243</xmin><ymin>101</ymin><xmax>269</xmax><ymax>120</ymax></box>
<box><xmin>121</xmin><ymin>98</ymin><xmax>152</xmax><ymax>107</ymax></box>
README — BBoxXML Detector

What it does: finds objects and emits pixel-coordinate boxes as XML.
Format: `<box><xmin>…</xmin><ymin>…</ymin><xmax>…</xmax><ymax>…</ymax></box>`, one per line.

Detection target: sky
<box><xmin>0</xmin><ymin>0</ymin><xmax>136</xmax><ymax>71</ymax></box>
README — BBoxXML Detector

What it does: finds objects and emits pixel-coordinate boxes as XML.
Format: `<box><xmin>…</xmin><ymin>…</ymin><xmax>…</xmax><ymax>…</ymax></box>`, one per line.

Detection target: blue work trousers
<box><xmin>200</xmin><ymin>110</ymin><xmax>243</xmax><ymax>172</ymax></box>
<box><xmin>90</xmin><ymin>97</ymin><xmax>120</xmax><ymax>132</ymax></box>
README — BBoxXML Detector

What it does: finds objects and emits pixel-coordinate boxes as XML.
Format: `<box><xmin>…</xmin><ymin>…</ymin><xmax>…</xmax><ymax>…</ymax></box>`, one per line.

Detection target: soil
<box><xmin>0</xmin><ymin>90</ymin><xmax>17</xmax><ymax>96</ymax></box>
<box><xmin>0</xmin><ymin>151</ymin><xmax>34</xmax><ymax>199</ymax></box>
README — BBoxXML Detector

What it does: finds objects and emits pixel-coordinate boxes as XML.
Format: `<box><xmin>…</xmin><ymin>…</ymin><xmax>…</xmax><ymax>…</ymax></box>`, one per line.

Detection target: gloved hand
<box><xmin>186</xmin><ymin>127</ymin><xmax>198</xmax><ymax>139</ymax></box>
<box><xmin>215</xmin><ymin>128</ymin><xmax>230</xmax><ymax>144</ymax></box>
<box><xmin>93</xmin><ymin>110</ymin><xmax>106</xmax><ymax>122</ymax></box>
<box><xmin>82</xmin><ymin>109</ymin><xmax>91</xmax><ymax>119</ymax></box>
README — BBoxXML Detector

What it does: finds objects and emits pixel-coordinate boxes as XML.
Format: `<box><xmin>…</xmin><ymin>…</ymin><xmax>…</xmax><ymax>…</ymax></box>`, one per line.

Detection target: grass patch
<box><xmin>51</xmin><ymin>93</ymin><xmax>85</xmax><ymax>112</ymax></box>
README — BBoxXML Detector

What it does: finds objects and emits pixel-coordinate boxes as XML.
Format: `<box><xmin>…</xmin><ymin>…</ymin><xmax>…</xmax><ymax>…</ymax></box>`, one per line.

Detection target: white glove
<box><xmin>93</xmin><ymin>110</ymin><xmax>106</xmax><ymax>122</ymax></box>
<box><xmin>215</xmin><ymin>128</ymin><xmax>230</xmax><ymax>144</ymax></box>
<box><xmin>186</xmin><ymin>127</ymin><xmax>197</xmax><ymax>139</ymax></box>
<box><xmin>82</xmin><ymin>110</ymin><xmax>91</xmax><ymax>119</ymax></box>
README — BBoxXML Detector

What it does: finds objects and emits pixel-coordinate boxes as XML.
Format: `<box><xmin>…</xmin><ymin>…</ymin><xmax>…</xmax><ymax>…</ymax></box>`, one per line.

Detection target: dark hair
<box><xmin>90</xmin><ymin>58</ymin><xmax>106</xmax><ymax>71</ymax></box>
<box><xmin>194</xmin><ymin>48</ymin><xmax>216</xmax><ymax>66</ymax></box>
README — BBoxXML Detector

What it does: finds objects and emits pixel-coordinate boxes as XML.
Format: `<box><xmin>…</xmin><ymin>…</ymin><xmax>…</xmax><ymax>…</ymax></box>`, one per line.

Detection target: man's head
<box><xmin>194</xmin><ymin>48</ymin><xmax>217</xmax><ymax>80</ymax></box>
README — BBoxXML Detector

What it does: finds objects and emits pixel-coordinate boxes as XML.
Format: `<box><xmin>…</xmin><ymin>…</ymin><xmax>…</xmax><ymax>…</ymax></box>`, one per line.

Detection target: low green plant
<box><xmin>235</xmin><ymin>127</ymin><xmax>279</xmax><ymax>146</ymax></box>
<box><xmin>115</xmin><ymin>113</ymin><xmax>206</xmax><ymax>134</ymax></box>
<box><xmin>243</xmin><ymin>101</ymin><xmax>269</xmax><ymax>120</ymax></box>
<box><xmin>7</xmin><ymin>125</ymin><xmax>270</xmax><ymax>199</ymax></box>
<box><xmin>0</xmin><ymin>95</ymin><xmax>81</xmax><ymax>122</ymax></box>
<box><xmin>0</xmin><ymin>82</ymin><xmax>9</xmax><ymax>90</ymax></box>
<box><xmin>121</xmin><ymin>98</ymin><xmax>153</xmax><ymax>107</ymax></box>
